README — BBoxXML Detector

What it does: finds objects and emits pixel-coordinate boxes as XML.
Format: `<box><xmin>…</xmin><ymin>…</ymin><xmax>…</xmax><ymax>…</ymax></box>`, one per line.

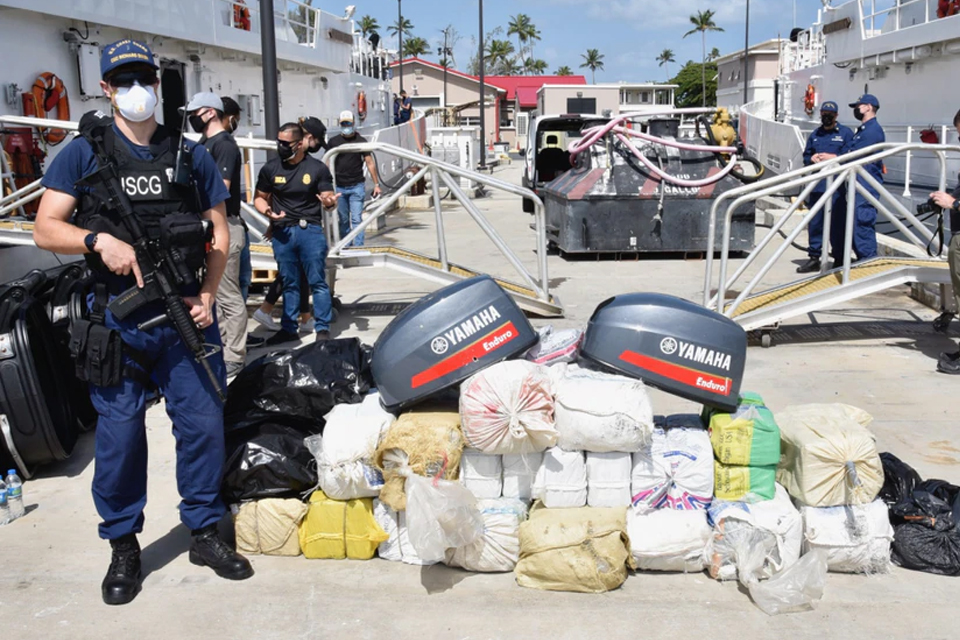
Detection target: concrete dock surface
<box><xmin>3</xmin><ymin>162</ymin><xmax>958</xmax><ymax>639</ymax></box>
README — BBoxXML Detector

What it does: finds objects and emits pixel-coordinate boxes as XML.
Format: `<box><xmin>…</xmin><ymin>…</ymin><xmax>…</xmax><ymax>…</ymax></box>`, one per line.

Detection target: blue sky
<box><xmin>353</xmin><ymin>0</ymin><xmax>831</xmax><ymax>81</ymax></box>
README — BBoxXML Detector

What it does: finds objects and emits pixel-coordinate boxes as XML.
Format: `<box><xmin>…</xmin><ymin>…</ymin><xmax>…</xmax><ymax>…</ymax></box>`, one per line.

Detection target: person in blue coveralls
<box><xmin>32</xmin><ymin>39</ymin><xmax>253</xmax><ymax>606</ymax></box>
<box><xmin>796</xmin><ymin>101</ymin><xmax>854</xmax><ymax>273</ymax></box>
<box><xmin>821</xmin><ymin>94</ymin><xmax>886</xmax><ymax>265</ymax></box>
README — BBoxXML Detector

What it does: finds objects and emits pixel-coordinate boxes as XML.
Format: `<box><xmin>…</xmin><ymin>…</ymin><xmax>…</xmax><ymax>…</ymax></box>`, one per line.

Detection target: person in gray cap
<box><xmin>185</xmin><ymin>93</ymin><xmax>246</xmax><ymax>378</ymax></box>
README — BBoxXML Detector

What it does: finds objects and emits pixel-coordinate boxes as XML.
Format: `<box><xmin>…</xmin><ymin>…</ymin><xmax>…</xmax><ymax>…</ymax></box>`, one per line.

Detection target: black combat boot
<box><xmin>102</xmin><ymin>534</ymin><xmax>142</xmax><ymax>605</ymax></box>
<box><xmin>189</xmin><ymin>525</ymin><xmax>254</xmax><ymax>580</ymax></box>
<box><xmin>938</xmin><ymin>342</ymin><xmax>960</xmax><ymax>374</ymax></box>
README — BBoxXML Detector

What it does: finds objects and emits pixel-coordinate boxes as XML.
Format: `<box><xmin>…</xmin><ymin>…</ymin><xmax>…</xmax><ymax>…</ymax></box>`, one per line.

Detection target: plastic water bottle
<box><xmin>0</xmin><ymin>485</ymin><xmax>10</xmax><ymax>526</ymax></box>
<box><xmin>5</xmin><ymin>469</ymin><xmax>24</xmax><ymax>520</ymax></box>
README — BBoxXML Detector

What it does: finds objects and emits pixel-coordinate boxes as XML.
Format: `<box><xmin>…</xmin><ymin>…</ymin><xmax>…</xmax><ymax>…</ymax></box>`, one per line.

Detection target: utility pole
<box><xmin>742</xmin><ymin>0</ymin><xmax>750</xmax><ymax>110</ymax></box>
<box><xmin>398</xmin><ymin>0</ymin><xmax>404</xmax><ymax>93</ymax></box>
<box><xmin>479</xmin><ymin>0</ymin><xmax>486</xmax><ymax>169</ymax></box>
<box><xmin>260</xmin><ymin>0</ymin><xmax>279</xmax><ymax>140</ymax></box>
<box><xmin>438</xmin><ymin>30</ymin><xmax>452</xmax><ymax>125</ymax></box>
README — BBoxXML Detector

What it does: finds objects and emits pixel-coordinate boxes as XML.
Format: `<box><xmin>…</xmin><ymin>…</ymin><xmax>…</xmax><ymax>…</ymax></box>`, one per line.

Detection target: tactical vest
<box><xmin>75</xmin><ymin>123</ymin><xmax>205</xmax><ymax>279</ymax></box>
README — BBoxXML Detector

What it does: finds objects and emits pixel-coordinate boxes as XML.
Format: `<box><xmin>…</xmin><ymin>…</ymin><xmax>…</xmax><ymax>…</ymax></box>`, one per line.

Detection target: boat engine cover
<box><xmin>579</xmin><ymin>293</ymin><xmax>746</xmax><ymax>411</ymax></box>
<box><xmin>372</xmin><ymin>276</ymin><xmax>538</xmax><ymax>411</ymax></box>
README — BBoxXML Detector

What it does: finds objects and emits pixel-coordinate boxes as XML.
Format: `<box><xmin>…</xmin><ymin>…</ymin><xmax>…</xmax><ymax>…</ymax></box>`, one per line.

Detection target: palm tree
<box><xmin>708</xmin><ymin>47</ymin><xmax>721</xmax><ymax>62</ymax></box>
<box><xmin>524</xmin><ymin>58</ymin><xmax>548</xmax><ymax>75</ymax></box>
<box><xmin>507</xmin><ymin>14</ymin><xmax>540</xmax><ymax>62</ymax></box>
<box><xmin>485</xmin><ymin>39</ymin><xmax>516</xmax><ymax>74</ymax></box>
<box><xmin>357</xmin><ymin>15</ymin><xmax>379</xmax><ymax>39</ymax></box>
<box><xmin>683</xmin><ymin>9</ymin><xmax>724</xmax><ymax>107</ymax></box>
<box><xmin>555</xmin><ymin>65</ymin><xmax>573</xmax><ymax>76</ymax></box>
<box><xmin>580</xmin><ymin>49</ymin><xmax>605</xmax><ymax>84</ymax></box>
<box><xmin>656</xmin><ymin>48</ymin><xmax>676</xmax><ymax>80</ymax></box>
<box><xmin>387</xmin><ymin>17</ymin><xmax>414</xmax><ymax>52</ymax></box>
<box><xmin>402</xmin><ymin>36</ymin><xmax>430</xmax><ymax>58</ymax></box>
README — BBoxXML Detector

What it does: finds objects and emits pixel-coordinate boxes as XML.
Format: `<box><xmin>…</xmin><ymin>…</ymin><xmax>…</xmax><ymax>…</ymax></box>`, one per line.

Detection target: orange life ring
<box><xmin>29</xmin><ymin>72</ymin><xmax>70</xmax><ymax>146</ymax></box>
<box><xmin>234</xmin><ymin>0</ymin><xmax>252</xmax><ymax>30</ymax></box>
<box><xmin>803</xmin><ymin>84</ymin><xmax>816</xmax><ymax>117</ymax></box>
<box><xmin>937</xmin><ymin>0</ymin><xmax>959</xmax><ymax>18</ymax></box>
<box><xmin>357</xmin><ymin>91</ymin><xmax>367</xmax><ymax>122</ymax></box>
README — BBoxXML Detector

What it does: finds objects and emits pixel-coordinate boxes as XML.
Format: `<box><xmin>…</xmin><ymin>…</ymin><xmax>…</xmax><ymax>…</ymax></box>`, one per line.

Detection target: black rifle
<box><xmin>77</xmin><ymin>111</ymin><xmax>225</xmax><ymax>402</ymax></box>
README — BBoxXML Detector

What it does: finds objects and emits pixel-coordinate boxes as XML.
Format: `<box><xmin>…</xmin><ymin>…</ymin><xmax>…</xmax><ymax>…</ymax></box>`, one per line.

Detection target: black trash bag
<box><xmin>891</xmin><ymin>479</ymin><xmax>960</xmax><ymax>576</ymax></box>
<box><xmin>222</xmin><ymin>418</ymin><xmax>319</xmax><ymax>503</ymax></box>
<box><xmin>224</xmin><ymin>338</ymin><xmax>374</xmax><ymax>427</ymax></box>
<box><xmin>879</xmin><ymin>452</ymin><xmax>923</xmax><ymax>506</ymax></box>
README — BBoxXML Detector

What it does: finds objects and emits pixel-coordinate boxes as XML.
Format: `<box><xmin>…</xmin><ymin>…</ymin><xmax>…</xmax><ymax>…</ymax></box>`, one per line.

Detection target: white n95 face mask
<box><xmin>114</xmin><ymin>82</ymin><xmax>158</xmax><ymax>122</ymax></box>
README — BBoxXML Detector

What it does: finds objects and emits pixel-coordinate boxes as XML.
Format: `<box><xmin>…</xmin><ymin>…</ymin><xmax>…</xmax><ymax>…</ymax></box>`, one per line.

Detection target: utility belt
<box><xmin>68</xmin><ymin>283</ymin><xmax>153</xmax><ymax>388</ymax></box>
<box><xmin>276</xmin><ymin>218</ymin><xmax>323</xmax><ymax>230</ymax></box>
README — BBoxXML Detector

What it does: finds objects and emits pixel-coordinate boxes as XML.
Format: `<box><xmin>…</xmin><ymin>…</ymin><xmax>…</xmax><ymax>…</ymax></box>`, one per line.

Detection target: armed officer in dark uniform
<box><xmin>33</xmin><ymin>40</ymin><xmax>253</xmax><ymax>606</ymax></box>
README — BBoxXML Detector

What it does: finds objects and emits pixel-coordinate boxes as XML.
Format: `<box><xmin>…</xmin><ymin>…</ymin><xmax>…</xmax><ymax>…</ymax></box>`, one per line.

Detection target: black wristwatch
<box><xmin>953</xmin><ymin>200</ymin><xmax>960</xmax><ymax>213</ymax></box>
<box><xmin>84</xmin><ymin>232</ymin><xmax>98</xmax><ymax>254</ymax></box>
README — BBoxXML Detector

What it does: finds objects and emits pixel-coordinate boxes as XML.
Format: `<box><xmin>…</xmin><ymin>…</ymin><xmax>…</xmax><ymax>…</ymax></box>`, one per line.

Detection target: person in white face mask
<box><xmin>32</xmin><ymin>39</ymin><xmax>252</xmax><ymax>606</ymax></box>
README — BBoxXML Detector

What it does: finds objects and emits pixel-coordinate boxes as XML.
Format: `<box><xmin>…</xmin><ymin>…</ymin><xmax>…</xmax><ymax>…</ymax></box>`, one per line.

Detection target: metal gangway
<box><xmin>0</xmin><ymin>115</ymin><xmax>562</xmax><ymax>317</ymax></box>
<box><xmin>703</xmin><ymin>140</ymin><xmax>960</xmax><ymax>338</ymax></box>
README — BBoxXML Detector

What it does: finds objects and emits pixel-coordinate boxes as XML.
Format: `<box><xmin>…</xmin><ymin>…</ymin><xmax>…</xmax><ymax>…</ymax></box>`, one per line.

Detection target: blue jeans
<box><xmin>238</xmin><ymin>228</ymin><xmax>251</xmax><ymax>302</ymax></box>
<box><xmin>271</xmin><ymin>223</ymin><xmax>332</xmax><ymax>333</ymax></box>
<box><xmin>89</xmin><ymin>297</ymin><xmax>227</xmax><ymax>540</ymax></box>
<box><xmin>337</xmin><ymin>182</ymin><xmax>367</xmax><ymax>246</ymax></box>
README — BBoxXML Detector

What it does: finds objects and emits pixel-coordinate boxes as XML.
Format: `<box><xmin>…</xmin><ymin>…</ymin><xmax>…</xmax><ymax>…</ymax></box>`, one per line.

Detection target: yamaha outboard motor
<box><xmin>372</xmin><ymin>276</ymin><xmax>538</xmax><ymax>411</ymax></box>
<box><xmin>580</xmin><ymin>293</ymin><xmax>746</xmax><ymax>411</ymax></box>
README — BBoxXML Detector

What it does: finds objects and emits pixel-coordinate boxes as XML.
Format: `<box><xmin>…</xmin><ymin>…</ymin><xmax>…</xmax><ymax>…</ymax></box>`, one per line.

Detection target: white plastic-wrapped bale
<box><xmin>587</xmin><ymin>452</ymin><xmax>632</xmax><ymax>508</ymax></box>
<box><xmin>459</xmin><ymin>361</ymin><xmax>557</xmax><ymax>455</ymax></box>
<box><xmin>502</xmin><ymin>452</ymin><xmax>542</xmax><ymax>501</ymax></box>
<box><xmin>627</xmin><ymin>507</ymin><xmax>712</xmax><ymax>572</ymax></box>
<box><xmin>445</xmin><ymin>499</ymin><xmax>529</xmax><ymax>572</ymax></box>
<box><xmin>704</xmin><ymin>484</ymin><xmax>803</xmax><ymax>581</ymax></box>
<box><xmin>631</xmin><ymin>425</ymin><xmax>714</xmax><ymax>511</ymax></box>
<box><xmin>524</xmin><ymin>325</ymin><xmax>582</xmax><ymax>366</ymax></box>
<box><xmin>460</xmin><ymin>450</ymin><xmax>503</xmax><ymax>499</ymax></box>
<box><xmin>533</xmin><ymin>447</ymin><xmax>587</xmax><ymax>508</ymax></box>
<box><xmin>801</xmin><ymin>499</ymin><xmax>893</xmax><ymax>573</ymax></box>
<box><xmin>553</xmin><ymin>364</ymin><xmax>654</xmax><ymax>453</ymax></box>
<box><xmin>309</xmin><ymin>392</ymin><xmax>394</xmax><ymax>500</ymax></box>
<box><xmin>372</xmin><ymin>499</ymin><xmax>437</xmax><ymax>565</ymax></box>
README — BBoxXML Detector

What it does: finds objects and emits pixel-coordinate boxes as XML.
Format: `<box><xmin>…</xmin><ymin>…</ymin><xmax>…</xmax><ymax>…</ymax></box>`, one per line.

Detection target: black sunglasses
<box><xmin>108</xmin><ymin>69</ymin><xmax>158</xmax><ymax>88</ymax></box>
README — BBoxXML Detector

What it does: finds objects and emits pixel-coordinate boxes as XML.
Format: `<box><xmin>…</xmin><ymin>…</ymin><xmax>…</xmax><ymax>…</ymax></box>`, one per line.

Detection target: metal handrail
<box><xmin>704</xmin><ymin>141</ymin><xmax>960</xmax><ymax>311</ymax></box>
<box><xmin>324</xmin><ymin>141</ymin><xmax>551</xmax><ymax>302</ymax></box>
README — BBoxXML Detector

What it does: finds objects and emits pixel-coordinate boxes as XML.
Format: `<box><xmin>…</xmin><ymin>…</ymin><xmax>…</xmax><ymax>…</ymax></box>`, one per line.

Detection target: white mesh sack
<box><xmin>459</xmin><ymin>360</ymin><xmax>557</xmax><ymax>455</ymax></box>
<box><xmin>460</xmin><ymin>450</ymin><xmax>503</xmax><ymax>499</ymax></box>
<box><xmin>627</xmin><ymin>507</ymin><xmax>712</xmax><ymax>572</ymax></box>
<box><xmin>533</xmin><ymin>447</ymin><xmax>587</xmax><ymax>508</ymax></box>
<box><xmin>631</xmin><ymin>426</ymin><xmax>714</xmax><ymax>512</ymax></box>
<box><xmin>445</xmin><ymin>498</ymin><xmax>529</xmax><ymax>572</ymax></box>
<box><xmin>801</xmin><ymin>499</ymin><xmax>893</xmax><ymax>573</ymax></box>
<box><xmin>502</xmin><ymin>452</ymin><xmax>543</xmax><ymax>501</ymax></box>
<box><xmin>553</xmin><ymin>364</ymin><xmax>653</xmax><ymax>453</ymax></box>
<box><xmin>587</xmin><ymin>452</ymin><xmax>633</xmax><ymax>508</ymax></box>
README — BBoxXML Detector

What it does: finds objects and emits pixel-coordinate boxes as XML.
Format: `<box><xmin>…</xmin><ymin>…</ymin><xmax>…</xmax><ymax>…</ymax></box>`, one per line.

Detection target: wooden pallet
<box><xmin>251</xmin><ymin>268</ymin><xmax>278</xmax><ymax>284</ymax></box>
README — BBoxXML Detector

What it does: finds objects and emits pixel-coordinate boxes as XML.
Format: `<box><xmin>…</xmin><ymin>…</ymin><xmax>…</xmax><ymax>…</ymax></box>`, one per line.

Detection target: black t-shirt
<box><xmin>255</xmin><ymin>155</ymin><xmax>333</xmax><ymax>226</ymax></box>
<box><xmin>325</xmin><ymin>134</ymin><xmax>370</xmax><ymax>187</ymax></box>
<box><xmin>201</xmin><ymin>131</ymin><xmax>243</xmax><ymax>218</ymax></box>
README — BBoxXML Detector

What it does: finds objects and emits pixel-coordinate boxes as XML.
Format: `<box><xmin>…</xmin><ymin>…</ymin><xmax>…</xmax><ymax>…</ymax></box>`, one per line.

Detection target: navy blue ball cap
<box><xmin>820</xmin><ymin>101</ymin><xmax>839</xmax><ymax>113</ymax></box>
<box><xmin>849</xmin><ymin>93</ymin><xmax>880</xmax><ymax>109</ymax></box>
<box><xmin>101</xmin><ymin>39</ymin><xmax>159</xmax><ymax>78</ymax></box>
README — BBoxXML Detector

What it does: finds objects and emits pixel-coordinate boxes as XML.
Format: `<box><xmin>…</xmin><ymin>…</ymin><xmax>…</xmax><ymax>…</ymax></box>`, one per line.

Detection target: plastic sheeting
<box><xmin>705</xmin><ymin>392</ymin><xmax>781</xmax><ymax>467</ymax></box>
<box><xmin>459</xmin><ymin>361</ymin><xmax>557</xmax><ymax>454</ymax></box>
<box><xmin>879</xmin><ymin>452</ymin><xmax>922</xmax><ymax>506</ymax></box>
<box><xmin>627</xmin><ymin>507</ymin><xmax>711</xmax><ymax>572</ymax></box>
<box><xmin>460</xmin><ymin>450</ymin><xmax>504</xmax><ymax>499</ymax></box>
<box><xmin>298</xmin><ymin>490</ymin><xmax>388</xmax><ymax>560</ymax></box>
<box><xmin>445</xmin><ymin>498</ymin><xmax>529</xmax><ymax>572</ymax></box>
<box><xmin>524</xmin><ymin>325</ymin><xmax>582</xmax><ymax>366</ymax></box>
<box><xmin>222</xmin><ymin>419</ymin><xmax>320</xmax><ymax>503</ymax></box>
<box><xmin>776</xmin><ymin>403</ymin><xmax>882</xmax><ymax>507</ymax></box>
<box><xmin>631</xmin><ymin>426</ymin><xmax>714</xmax><ymax>511</ymax></box>
<box><xmin>533</xmin><ymin>447</ymin><xmax>587</xmax><ymax>508</ymax></box>
<box><xmin>801</xmin><ymin>499</ymin><xmax>893</xmax><ymax>573</ymax></box>
<box><xmin>587</xmin><ymin>452</ymin><xmax>632</xmax><ymax>508</ymax></box>
<box><xmin>891</xmin><ymin>479</ymin><xmax>960</xmax><ymax>576</ymax></box>
<box><xmin>502</xmin><ymin>452</ymin><xmax>542</xmax><ymax>501</ymax></box>
<box><xmin>553</xmin><ymin>364</ymin><xmax>653</xmax><ymax>453</ymax></box>
<box><xmin>373</xmin><ymin>499</ymin><xmax>436</xmax><ymax>565</ymax></box>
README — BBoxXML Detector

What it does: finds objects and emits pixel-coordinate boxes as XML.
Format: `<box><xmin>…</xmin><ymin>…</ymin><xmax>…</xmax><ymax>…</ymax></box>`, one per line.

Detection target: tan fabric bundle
<box><xmin>515</xmin><ymin>504</ymin><xmax>634</xmax><ymax>593</ymax></box>
<box><xmin>373</xmin><ymin>409</ymin><xmax>464</xmax><ymax>511</ymax></box>
<box><xmin>234</xmin><ymin>498</ymin><xmax>309</xmax><ymax>556</ymax></box>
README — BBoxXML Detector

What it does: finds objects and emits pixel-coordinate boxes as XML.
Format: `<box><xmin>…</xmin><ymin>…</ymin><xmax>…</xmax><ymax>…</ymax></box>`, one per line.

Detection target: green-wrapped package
<box><xmin>713</xmin><ymin>461</ymin><xmax>777</xmax><ymax>502</ymax></box>
<box><xmin>705</xmin><ymin>392</ymin><xmax>781</xmax><ymax>467</ymax></box>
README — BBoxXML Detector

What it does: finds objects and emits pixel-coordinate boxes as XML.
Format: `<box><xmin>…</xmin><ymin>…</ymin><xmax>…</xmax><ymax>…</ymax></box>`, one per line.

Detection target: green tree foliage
<box><xmin>402</xmin><ymin>36</ymin><xmax>430</xmax><ymax>58</ymax></box>
<box><xmin>357</xmin><ymin>15</ymin><xmax>379</xmax><ymax>38</ymax></box>
<box><xmin>524</xmin><ymin>58</ymin><xmax>548</xmax><ymax>75</ymax></box>
<box><xmin>656</xmin><ymin>48</ymin><xmax>676</xmax><ymax>80</ymax></box>
<box><xmin>555</xmin><ymin>65</ymin><xmax>574</xmax><ymax>76</ymax></box>
<box><xmin>671</xmin><ymin>60</ymin><xmax>718</xmax><ymax>108</ymax></box>
<box><xmin>683</xmin><ymin>9</ymin><xmax>724</xmax><ymax>107</ymax></box>
<box><xmin>484</xmin><ymin>39</ymin><xmax>517</xmax><ymax>74</ymax></box>
<box><xmin>580</xmin><ymin>49</ymin><xmax>605</xmax><ymax>84</ymax></box>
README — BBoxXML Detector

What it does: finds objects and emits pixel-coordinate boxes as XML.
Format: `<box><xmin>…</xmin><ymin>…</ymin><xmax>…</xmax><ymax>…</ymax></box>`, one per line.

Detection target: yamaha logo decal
<box><xmin>659</xmin><ymin>337</ymin><xmax>678</xmax><ymax>355</ymax></box>
<box><xmin>430</xmin><ymin>336</ymin><xmax>449</xmax><ymax>355</ymax></box>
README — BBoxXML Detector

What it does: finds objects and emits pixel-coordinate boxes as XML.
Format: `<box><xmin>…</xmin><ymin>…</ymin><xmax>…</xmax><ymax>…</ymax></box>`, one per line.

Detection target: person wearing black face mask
<box><xmin>796</xmin><ymin>101</ymin><xmax>854</xmax><ymax>273</ymax></box>
<box><xmin>254</xmin><ymin>122</ymin><xmax>339</xmax><ymax>345</ymax></box>
<box><xmin>325</xmin><ymin>110</ymin><xmax>381</xmax><ymax>247</ymax></box>
<box><xmin>184</xmin><ymin>93</ymin><xmax>247</xmax><ymax>378</ymax></box>
<box><xmin>299</xmin><ymin>116</ymin><xmax>328</xmax><ymax>155</ymax></box>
